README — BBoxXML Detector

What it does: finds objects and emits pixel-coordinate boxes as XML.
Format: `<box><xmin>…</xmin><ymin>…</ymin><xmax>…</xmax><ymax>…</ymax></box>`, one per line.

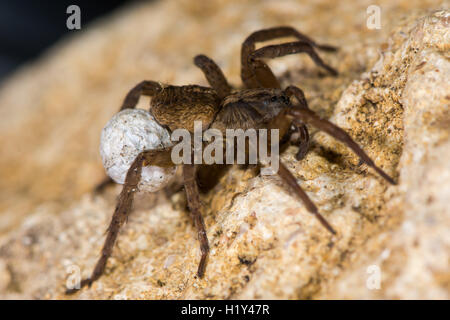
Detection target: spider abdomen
<box><xmin>150</xmin><ymin>85</ymin><xmax>221</xmax><ymax>133</ymax></box>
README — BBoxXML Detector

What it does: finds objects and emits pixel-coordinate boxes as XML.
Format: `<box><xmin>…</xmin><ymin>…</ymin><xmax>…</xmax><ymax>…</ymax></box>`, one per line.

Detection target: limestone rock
<box><xmin>0</xmin><ymin>0</ymin><xmax>448</xmax><ymax>299</ymax></box>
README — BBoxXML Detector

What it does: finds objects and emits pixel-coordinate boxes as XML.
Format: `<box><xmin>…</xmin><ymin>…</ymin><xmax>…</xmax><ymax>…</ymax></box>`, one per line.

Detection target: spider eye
<box><xmin>270</xmin><ymin>96</ymin><xmax>278</xmax><ymax>102</ymax></box>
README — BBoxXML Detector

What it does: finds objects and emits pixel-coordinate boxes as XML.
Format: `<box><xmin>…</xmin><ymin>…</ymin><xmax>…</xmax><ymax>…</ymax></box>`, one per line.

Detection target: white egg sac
<box><xmin>100</xmin><ymin>108</ymin><xmax>176</xmax><ymax>192</ymax></box>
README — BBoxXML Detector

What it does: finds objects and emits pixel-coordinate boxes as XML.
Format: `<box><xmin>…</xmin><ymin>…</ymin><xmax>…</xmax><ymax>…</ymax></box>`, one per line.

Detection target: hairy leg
<box><xmin>249</xmin><ymin>41</ymin><xmax>338</xmax><ymax>77</ymax></box>
<box><xmin>194</xmin><ymin>54</ymin><xmax>232</xmax><ymax>99</ymax></box>
<box><xmin>285</xmin><ymin>85</ymin><xmax>310</xmax><ymax>160</ymax></box>
<box><xmin>241</xmin><ymin>26</ymin><xmax>338</xmax><ymax>88</ymax></box>
<box><xmin>243</xmin><ymin>58</ymin><xmax>281</xmax><ymax>89</ymax></box>
<box><xmin>242</xmin><ymin>26</ymin><xmax>338</xmax><ymax>56</ymax></box>
<box><xmin>66</xmin><ymin>148</ymin><xmax>174</xmax><ymax>294</ymax></box>
<box><xmin>120</xmin><ymin>80</ymin><xmax>163</xmax><ymax>110</ymax></box>
<box><xmin>289</xmin><ymin>123</ymin><xmax>310</xmax><ymax>161</ymax></box>
<box><xmin>66</xmin><ymin>154</ymin><xmax>145</xmax><ymax>294</ymax></box>
<box><xmin>183</xmin><ymin>164</ymin><xmax>210</xmax><ymax>278</ymax></box>
<box><xmin>278</xmin><ymin>161</ymin><xmax>336</xmax><ymax>234</ymax></box>
<box><xmin>285</xmin><ymin>85</ymin><xmax>396</xmax><ymax>185</ymax></box>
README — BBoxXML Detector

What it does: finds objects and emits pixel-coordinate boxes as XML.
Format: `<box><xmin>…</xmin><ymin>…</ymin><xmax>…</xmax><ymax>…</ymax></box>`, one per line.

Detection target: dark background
<box><xmin>0</xmin><ymin>0</ymin><xmax>136</xmax><ymax>83</ymax></box>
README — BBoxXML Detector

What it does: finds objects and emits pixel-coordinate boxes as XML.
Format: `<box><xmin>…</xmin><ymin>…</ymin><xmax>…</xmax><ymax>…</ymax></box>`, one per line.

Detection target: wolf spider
<box><xmin>66</xmin><ymin>26</ymin><xmax>395</xmax><ymax>294</ymax></box>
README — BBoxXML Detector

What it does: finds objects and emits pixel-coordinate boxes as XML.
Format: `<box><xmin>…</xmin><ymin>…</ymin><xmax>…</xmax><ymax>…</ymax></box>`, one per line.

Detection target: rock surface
<box><xmin>0</xmin><ymin>0</ymin><xmax>448</xmax><ymax>299</ymax></box>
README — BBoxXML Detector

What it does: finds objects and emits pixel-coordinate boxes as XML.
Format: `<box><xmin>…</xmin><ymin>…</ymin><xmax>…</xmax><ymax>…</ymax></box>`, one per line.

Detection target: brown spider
<box><xmin>66</xmin><ymin>26</ymin><xmax>395</xmax><ymax>294</ymax></box>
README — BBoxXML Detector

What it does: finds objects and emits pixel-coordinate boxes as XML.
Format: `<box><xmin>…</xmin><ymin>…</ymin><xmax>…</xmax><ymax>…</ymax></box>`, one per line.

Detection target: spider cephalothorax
<box><xmin>66</xmin><ymin>26</ymin><xmax>396</xmax><ymax>294</ymax></box>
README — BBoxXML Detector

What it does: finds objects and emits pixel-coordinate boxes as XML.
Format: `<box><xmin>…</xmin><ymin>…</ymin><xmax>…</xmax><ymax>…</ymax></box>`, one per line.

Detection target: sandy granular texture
<box><xmin>0</xmin><ymin>0</ymin><xmax>448</xmax><ymax>299</ymax></box>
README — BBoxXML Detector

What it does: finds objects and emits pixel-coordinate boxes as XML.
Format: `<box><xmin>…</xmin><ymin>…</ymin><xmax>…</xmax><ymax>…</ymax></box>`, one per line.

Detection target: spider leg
<box><xmin>242</xmin><ymin>26</ymin><xmax>338</xmax><ymax>56</ymax></box>
<box><xmin>284</xmin><ymin>86</ymin><xmax>311</xmax><ymax>160</ymax></box>
<box><xmin>243</xmin><ymin>58</ymin><xmax>281</xmax><ymax>89</ymax></box>
<box><xmin>285</xmin><ymin>85</ymin><xmax>396</xmax><ymax>185</ymax></box>
<box><xmin>183</xmin><ymin>163</ymin><xmax>209</xmax><ymax>278</ymax></box>
<box><xmin>289</xmin><ymin>122</ymin><xmax>310</xmax><ymax>161</ymax></box>
<box><xmin>66</xmin><ymin>148</ymin><xmax>174</xmax><ymax>294</ymax></box>
<box><xmin>278</xmin><ymin>161</ymin><xmax>336</xmax><ymax>234</ymax></box>
<box><xmin>194</xmin><ymin>54</ymin><xmax>233</xmax><ymax>99</ymax></box>
<box><xmin>120</xmin><ymin>80</ymin><xmax>163</xmax><ymax>110</ymax></box>
<box><xmin>241</xmin><ymin>26</ymin><xmax>338</xmax><ymax>88</ymax></box>
<box><xmin>66</xmin><ymin>154</ymin><xmax>144</xmax><ymax>294</ymax></box>
<box><xmin>250</xmin><ymin>41</ymin><xmax>338</xmax><ymax>77</ymax></box>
